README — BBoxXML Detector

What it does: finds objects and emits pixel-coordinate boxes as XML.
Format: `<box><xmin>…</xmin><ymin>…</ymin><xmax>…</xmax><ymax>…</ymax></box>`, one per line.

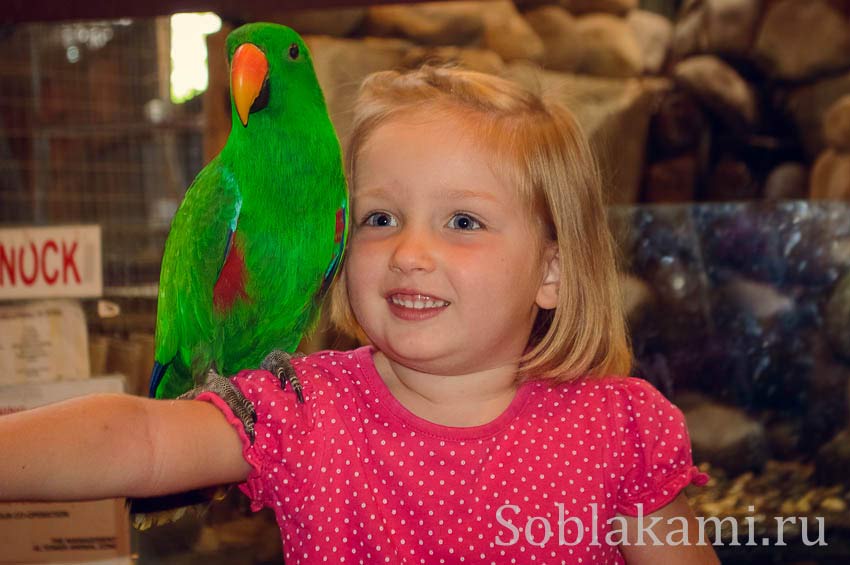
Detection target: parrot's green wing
<box><xmin>151</xmin><ymin>159</ymin><xmax>242</xmax><ymax>399</ymax></box>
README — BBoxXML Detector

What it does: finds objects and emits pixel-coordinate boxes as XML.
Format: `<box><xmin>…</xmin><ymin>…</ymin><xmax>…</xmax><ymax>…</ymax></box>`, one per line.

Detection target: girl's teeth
<box><xmin>391</xmin><ymin>295</ymin><xmax>448</xmax><ymax>309</ymax></box>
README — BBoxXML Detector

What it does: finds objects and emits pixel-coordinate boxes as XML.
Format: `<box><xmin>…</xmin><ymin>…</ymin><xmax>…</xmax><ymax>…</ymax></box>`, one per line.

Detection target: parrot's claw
<box><xmin>178</xmin><ymin>368</ymin><xmax>257</xmax><ymax>443</ymax></box>
<box><xmin>262</xmin><ymin>350</ymin><xmax>305</xmax><ymax>404</ymax></box>
<box><xmin>204</xmin><ymin>367</ymin><xmax>220</xmax><ymax>384</ymax></box>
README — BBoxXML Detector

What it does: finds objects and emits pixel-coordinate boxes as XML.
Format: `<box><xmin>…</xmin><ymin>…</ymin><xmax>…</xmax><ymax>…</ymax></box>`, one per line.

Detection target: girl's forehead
<box><xmin>352</xmin><ymin>106</ymin><xmax>552</xmax><ymax>235</ymax></box>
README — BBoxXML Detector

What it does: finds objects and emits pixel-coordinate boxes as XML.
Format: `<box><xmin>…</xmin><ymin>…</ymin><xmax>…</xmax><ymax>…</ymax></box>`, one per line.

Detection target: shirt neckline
<box><xmin>352</xmin><ymin>345</ymin><xmax>534</xmax><ymax>441</ymax></box>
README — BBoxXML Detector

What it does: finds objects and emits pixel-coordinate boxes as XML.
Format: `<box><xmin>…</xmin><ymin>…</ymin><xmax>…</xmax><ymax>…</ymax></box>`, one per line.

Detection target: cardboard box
<box><xmin>0</xmin><ymin>377</ymin><xmax>131</xmax><ymax>564</ymax></box>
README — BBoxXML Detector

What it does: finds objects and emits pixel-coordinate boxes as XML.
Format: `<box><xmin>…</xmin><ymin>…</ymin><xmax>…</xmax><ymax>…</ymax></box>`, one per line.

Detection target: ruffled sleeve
<box><xmin>606</xmin><ymin>377</ymin><xmax>709</xmax><ymax>516</ymax></box>
<box><xmin>194</xmin><ymin>367</ymin><xmax>316</xmax><ymax>512</ymax></box>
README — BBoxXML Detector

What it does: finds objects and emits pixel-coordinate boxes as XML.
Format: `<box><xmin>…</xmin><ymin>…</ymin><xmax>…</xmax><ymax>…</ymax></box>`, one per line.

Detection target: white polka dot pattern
<box><xmin>198</xmin><ymin>346</ymin><xmax>707</xmax><ymax>564</ymax></box>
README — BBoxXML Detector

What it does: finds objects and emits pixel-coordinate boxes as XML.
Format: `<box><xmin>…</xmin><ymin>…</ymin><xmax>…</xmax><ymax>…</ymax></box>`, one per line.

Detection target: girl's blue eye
<box><xmin>363</xmin><ymin>212</ymin><xmax>397</xmax><ymax>227</ymax></box>
<box><xmin>448</xmin><ymin>213</ymin><xmax>482</xmax><ymax>231</ymax></box>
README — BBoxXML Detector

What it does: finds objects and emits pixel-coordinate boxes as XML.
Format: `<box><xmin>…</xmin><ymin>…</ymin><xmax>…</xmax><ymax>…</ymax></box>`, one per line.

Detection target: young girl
<box><xmin>0</xmin><ymin>66</ymin><xmax>718</xmax><ymax>564</ymax></box>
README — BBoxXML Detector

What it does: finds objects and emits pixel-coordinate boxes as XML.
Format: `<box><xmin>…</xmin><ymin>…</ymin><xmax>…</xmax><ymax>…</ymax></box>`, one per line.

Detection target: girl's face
<box><xmin>346</xmin><ymin>112</ymin><xmax>559</xmax><ymax>376</ymax></box>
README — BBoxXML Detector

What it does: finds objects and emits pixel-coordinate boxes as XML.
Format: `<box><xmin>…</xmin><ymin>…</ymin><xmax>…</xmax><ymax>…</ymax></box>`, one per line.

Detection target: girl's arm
<box><xmin>0</xmin><ymin>393</ymin><xmax>250</xmax><ymax>501</ymax></box>
<box><xmin>619</xmin><ymin>493</ymin><xmax>720</xmax><ymax>565</ymax></box>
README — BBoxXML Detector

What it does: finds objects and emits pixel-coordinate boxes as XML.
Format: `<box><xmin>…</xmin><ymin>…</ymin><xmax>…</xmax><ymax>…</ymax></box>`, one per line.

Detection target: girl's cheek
<box><xmin>343</xmin><ymin>246</ymin><xmax>377</xmax><ymax>286</ymax></box>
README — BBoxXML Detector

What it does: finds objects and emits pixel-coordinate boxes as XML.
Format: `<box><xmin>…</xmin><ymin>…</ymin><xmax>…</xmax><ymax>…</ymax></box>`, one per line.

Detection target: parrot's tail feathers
<box><xmin>149</xmin><ymin>361</ymin><xmax>168</xmax><ymax>398</ymax></box>
<box><xmin>131</xmin><ymin>505</ymin><xmax>191</xmax><ymax>531</ymax></box>
<box><xmin>129</xmin><ymin>487</ymin><xmax>227</xmax><ymax>530</ymax></box>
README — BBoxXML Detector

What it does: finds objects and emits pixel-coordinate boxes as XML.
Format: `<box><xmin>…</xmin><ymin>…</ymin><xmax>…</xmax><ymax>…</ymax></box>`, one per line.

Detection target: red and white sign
<box><xmin>0</xmin><ymin>225</ymin><xmax>102</xmax><ymax>300</ymax></box>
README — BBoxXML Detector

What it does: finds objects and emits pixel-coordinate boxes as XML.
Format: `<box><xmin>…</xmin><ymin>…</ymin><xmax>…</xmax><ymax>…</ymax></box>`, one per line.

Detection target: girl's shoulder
<box><xmin>228</xmin><ymin>345</ymin><xmax>372</xmax><ymax>404</ymax></box>
<box><xmin>531</xmin><ymin>375</ymin><xmax>707</xmax><ymax>515</ymax></box>
<box><xmin>542</xmin><ymin>374</ymin><xmax>676</xmax><ymax>415</ymax></box>
<box><xmin>538</xmin><ymin>375</ymin><xmax>691</xmax><ymax>461</ymax></box>
<box><xmin>290</xmin><ymin>345</ymin><xmax>373</xmax><ymax>395</ymax></box>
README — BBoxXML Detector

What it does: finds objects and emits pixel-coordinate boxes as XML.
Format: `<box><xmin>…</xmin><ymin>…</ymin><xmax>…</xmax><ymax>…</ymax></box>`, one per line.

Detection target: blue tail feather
<box><xmin>149</xmin><ymin>361</ymin><xmax>168</xmax><ymax>398</ymax></box>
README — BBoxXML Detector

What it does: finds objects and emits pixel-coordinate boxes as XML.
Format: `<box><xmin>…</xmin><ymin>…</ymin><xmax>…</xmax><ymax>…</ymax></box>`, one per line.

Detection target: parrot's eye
<box><xmin>288</xmin><ymin>43</ymin><xmax>300</xmax><ymax>60</ymax></box>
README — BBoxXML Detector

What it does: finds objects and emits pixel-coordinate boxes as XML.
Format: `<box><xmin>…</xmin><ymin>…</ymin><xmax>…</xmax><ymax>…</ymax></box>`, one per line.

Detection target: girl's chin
<box><xmin>378</xmin><ymin>339</ymin><xmax>449</xmax><ymax>364</ymax></box>
<box><xmin>378</xmin><ymin>343</ymin><xmax>486</xmax><ymax>377</ymax></box>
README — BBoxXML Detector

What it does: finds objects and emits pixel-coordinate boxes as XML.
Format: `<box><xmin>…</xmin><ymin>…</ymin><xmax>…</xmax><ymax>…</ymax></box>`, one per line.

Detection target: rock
<box><xmin>782</xmin><ymin>72</ymin><xmax>850</xmax><ymax>160</ymax></box>
<box><xmin>524</xmin><ymin>5</ymin><xmax>585</xmax><ymax>72</ymax></box>
<box><xmin>719</xmin><ymin>278</ymin><xmax>794</xmax><ymax>321</ymax></box>
<box><xmin>684</xmin><ymin>399</ymin><xmax>770</xmax><ymax>476</ymax></box>
<box><xmin>670</xmin><ymin>0</ymin><xmax>762</xmax><ymax>60</ymax></box>
<box><xmin>620</xmin><ymin>273</ymin><xmax>655</xmax><ymax>321</ymax></box>
<box><xmin>304</xmin><ymin>35</ymin><xmax>411</xmax><ymax>143</ymax></box>
<box><xmin>815</xmin><ymin>429</ymin><xmax>850</xmax><ymax>487</ymax></box>
<box><xmin>649</xmin><ymin>89</ymin><xmax>707</xmax><ymax>156</ymax></box>
<box><xmin>810</xmin><ymin>149</ymin><xmax>850</xmax><ymax>200</ymax></box>
<box><xmin>560</xmin><ymin>0</ymin><xmax>637</xmax><ymax>16</ymax></box>
<box><xmin>363</xmin><ymin>2</ymin><xmax>485</xmax><ymax>46</ymax></box>
<box><xmin>480</xmin><ymin>0</ymin><xmax>544</xmax><ymax>62</ymax></box>
<box><xmin>673</xmin><ymin>55</ymin><xmax>756</xmax><ymax>128</ymax></box>
<box><xmin>821</xmin><ymin>497</ymin><xmax>847</xmax><ymax>513</ymax></box>
<box><xmin>267</xmin><ymin>8</ymin><xmax>366</xmax><ymax>37</ymax></box>
<box><xmin>763</xmin><ymin>162</ymin><xmax>808</xmax><ymax>201</ymax></box>
<box><xmin>825</xmin><ymin>271</ymin><xmax>850</xmax><ymax>362</ymax></box>
<box><xmin>696</xmin><ymin>200</ymin><xmax>850</xmax><ymax>290</ymax></box>
<box><xmin>507</xmin><ymin>65</ymin><xmax>670</xmax><ymax>203</ymax></box>
<box><xmin>771</xmin><ymin>201</ymin><xmax>850</xmax><ymax>287</ymax></box>
<box><xmin>626</xmin><ymin>9</ymin><xmax>672</xmax><ymax>74</ymax></box>
<box><xmin>575</xmin><ymin>14</ymin><xmax>643</xmax><ymax>77</ymax></box>
<box><xmin>785</xmin><ymin>70</ymin><xmax>850</xmax><ymax>159</ymax></box>
<box><xmin>753</xmin><ymin>0</ymin><xmax>850</xmax><ymax>81</ymax></box>
<box><xmin>824</xmin><ymin>95</ymin><xmax>850</xmax><ymax>153</ymax></box>
<box><xmin>764</xmin><ymin>417</ymin><xmax>802</xmax><ymax>460</ymax></box>
<box><xmin>803</xmin><ymin>337</ymin><xmax>850</xmax><ymax>451</ymax></box>
<box><xmin>402</xmin><ymin>46</ymin><xmax>505</xmax><ymax>75</ymax></box>
<box><xmin>705</xmin><ymin>154</ymin><xmax>758</xmax><ymax>200</ymax></box>
<box><xmin>643</xmin><ymin>154</ymin><xmax>698</xmax><ymax>202</ymax></box>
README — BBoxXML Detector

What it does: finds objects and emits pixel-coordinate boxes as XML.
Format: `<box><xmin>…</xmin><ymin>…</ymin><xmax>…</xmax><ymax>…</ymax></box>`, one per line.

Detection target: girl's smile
<box><xmin>385</xmin><ymin>289</ymin><xmax>451</xmax><ymax>320</ymax></box>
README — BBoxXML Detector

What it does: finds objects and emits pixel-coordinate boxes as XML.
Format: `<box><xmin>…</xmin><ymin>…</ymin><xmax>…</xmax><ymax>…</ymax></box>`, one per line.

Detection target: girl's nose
<box><xmin>389</xmin><ymin>227</ymin><xmax>436</xmax><ymax>274</ymax></box>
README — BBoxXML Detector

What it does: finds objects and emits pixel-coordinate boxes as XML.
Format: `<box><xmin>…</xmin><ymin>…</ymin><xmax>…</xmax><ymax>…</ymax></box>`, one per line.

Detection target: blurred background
<box><xmin>1</xmin><ymin>0</ymin><xmax>850</xmax><ymax>563</ymax></box>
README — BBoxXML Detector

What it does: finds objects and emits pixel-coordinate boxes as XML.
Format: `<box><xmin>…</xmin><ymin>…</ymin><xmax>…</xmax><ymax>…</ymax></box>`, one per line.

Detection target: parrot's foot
<box><xmin>178</xmin><ymin>370</ymin><xmax>257</xmax><ymax>443</ymax></box>
<box><xmin>261</xmin><ymin>350</ymin><xmax>304</xmax><ymax>403</ymax></box>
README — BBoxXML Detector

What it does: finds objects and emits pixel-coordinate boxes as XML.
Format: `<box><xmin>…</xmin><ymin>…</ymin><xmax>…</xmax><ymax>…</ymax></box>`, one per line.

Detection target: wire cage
<box><xmin>0</xmin><ymin>18</ymin><xmax>207</xmax><ymax>394</ymax></box>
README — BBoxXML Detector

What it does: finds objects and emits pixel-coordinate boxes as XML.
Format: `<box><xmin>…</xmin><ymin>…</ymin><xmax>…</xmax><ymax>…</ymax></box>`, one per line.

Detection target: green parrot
<box><xmin>131</xmin><ymin>23</ymin><xmax>348</xmax><ymax>527</ymax></box>
<box><xmin>149</xmin><ymin>22</ymin><xmax>348</xmax><ymax>400</ymax></box>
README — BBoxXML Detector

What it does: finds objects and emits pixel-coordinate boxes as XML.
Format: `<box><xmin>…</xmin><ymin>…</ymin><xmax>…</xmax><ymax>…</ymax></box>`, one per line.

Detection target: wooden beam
<box><xmin>4</xmin><ymin>0</ymin><xmax>435</xmax><ymax>25</ymax></box>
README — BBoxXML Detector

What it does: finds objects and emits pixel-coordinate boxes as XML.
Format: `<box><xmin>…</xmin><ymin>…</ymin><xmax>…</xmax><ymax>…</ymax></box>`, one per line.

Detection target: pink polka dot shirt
<box><xmin>197</xmin><ymin>346</ymin><xmax>708</xmax><ymax>564</ymax></box>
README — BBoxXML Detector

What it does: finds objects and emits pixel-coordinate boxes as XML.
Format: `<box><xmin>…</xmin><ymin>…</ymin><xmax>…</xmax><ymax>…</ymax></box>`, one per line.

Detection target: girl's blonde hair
<box><xmin>330</xmin><ymin>65</ymin><xmax>632</xmax><ymax>382</ymax></box>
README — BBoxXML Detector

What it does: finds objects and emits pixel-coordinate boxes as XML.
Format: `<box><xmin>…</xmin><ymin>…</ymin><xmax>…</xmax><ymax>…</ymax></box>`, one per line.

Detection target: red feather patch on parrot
<box><xmin>213</xmin><ymin>234</ymin><xmax>249</xmax><ymax>310</ymax></box>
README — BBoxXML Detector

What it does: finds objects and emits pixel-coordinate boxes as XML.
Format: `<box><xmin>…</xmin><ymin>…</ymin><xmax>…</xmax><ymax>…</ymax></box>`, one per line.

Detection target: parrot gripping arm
<box><xmin>174</xmin><ymin>350</ymin><xmax>303</xmax><ymax>445</ymax></box>
<box><xmin>261</xmin><ymin>350</ymin><xmax>305</xmax><ymax>404</ymax></box>
<box><xmin>177</xmin><ymin>371</ymin><xmax>258</xmax><ymax>443</ymax></box>
<box><xmin>129</xmin><ymin>354</ymin><xmax>302</xmax><ymax>530</ymax></box>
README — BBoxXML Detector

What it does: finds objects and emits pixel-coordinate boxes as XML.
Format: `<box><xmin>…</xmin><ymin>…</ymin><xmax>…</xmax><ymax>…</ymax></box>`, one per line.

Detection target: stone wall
<box><xmin>207</xmin><ymin>0</ymin><xmax>850</xmax><ymax>205</ymax></box>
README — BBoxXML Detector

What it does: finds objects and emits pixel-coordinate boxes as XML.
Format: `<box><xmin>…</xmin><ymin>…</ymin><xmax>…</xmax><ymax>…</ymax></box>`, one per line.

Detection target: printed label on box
<box><xmin>0</xmin><ymin>376</ymin><xmax>130</xmax><ymax>564</ymax></box>
<box><xmin>0</xmin><ymin>300</ymin><xmax>90</xmax><ymax>385</ymax></box>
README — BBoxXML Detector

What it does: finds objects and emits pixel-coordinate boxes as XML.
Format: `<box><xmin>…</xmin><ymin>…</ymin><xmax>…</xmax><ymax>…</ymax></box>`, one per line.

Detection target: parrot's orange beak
<box><xmin>231</xmin><ymin>43</ymin><xmax>268</xmax><ymax>127</ymax></box>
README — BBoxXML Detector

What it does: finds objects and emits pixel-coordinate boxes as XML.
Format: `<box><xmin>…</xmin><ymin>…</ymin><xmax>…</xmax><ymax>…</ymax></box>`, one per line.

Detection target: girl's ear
<box><xmin>535</xmin><ymin>242</ymin><xmax>560</xmax><ymax>310</ymax></box>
